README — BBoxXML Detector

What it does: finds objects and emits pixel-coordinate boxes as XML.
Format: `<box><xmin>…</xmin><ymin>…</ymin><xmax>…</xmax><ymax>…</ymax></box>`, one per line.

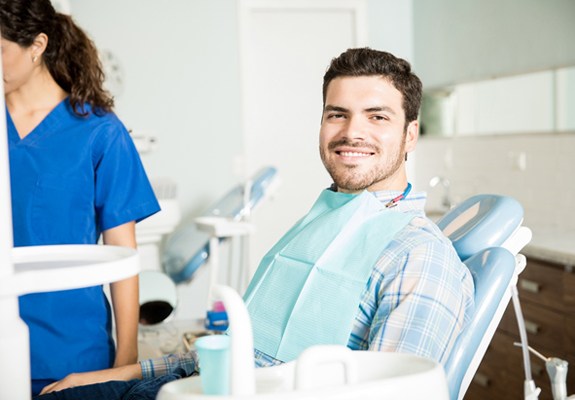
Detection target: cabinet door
<box><xmin>466</xmin><ymin>257</ymin><xmax>575</xmax><ymax>399</ymax></box>
<box><xmin>519</xmin><ymin>258</ymin><xmax>565</xmax><ymax>311</ymax></box>
<box><xmin>464</xmin><ymin>332</ymin><xmax>512</xmax><ymax>399</ymax></box>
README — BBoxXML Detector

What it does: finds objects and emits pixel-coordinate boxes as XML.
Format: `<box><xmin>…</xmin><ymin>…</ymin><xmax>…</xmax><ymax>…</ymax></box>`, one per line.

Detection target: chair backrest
<box><xmin>436</xmin><ymin>194</ymin><xmax>532</xmax><ymax>400</ymax></box>
<box><xmin>162</xmin><ymin>166</ymin><xmax>278</xmax><ymax>283</ymax></box>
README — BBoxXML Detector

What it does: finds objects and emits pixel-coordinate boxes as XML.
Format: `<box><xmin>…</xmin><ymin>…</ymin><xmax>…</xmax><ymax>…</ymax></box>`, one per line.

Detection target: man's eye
<box><xmin>327</xmin><ymin>113</ymin><xmax>345</xmax><ymax>119</ymax></box>
<box><xmin>371</xmin><ymin>115</ymin><xmax>389</xmax><ymax>121</ymax></box>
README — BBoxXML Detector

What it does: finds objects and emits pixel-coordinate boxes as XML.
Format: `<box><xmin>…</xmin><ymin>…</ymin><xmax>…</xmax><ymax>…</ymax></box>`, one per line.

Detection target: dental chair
<box><xmin>437</xmin><ymin>194</ymin><xmax>532</xmax><ymax>400</ymax></box>
<box><xmin>162</xmin><ymin>166</ymin><xmax>279</xmax><ymax>285</ymax></box>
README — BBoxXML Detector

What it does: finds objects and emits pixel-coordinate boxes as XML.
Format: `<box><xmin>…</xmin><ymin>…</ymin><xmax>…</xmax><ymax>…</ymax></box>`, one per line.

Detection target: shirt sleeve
<box><xmin>92</xmin><ymin>117</ymin><xmax>160</xmax><ymax>232</ymax></box>
<box><xmin>139</xmin><ymin>347</ymin><xmax>282</xmax><ymax>379</ymax></box>
<box><xmin>366</xmin><ymin>238</ymin><xmax>474</xmax><ymax>364</ymax></box>
<box><xmin>140</xmin><ymin>351</ymin><xmax>199</xmax><ymax>379</ymax></box>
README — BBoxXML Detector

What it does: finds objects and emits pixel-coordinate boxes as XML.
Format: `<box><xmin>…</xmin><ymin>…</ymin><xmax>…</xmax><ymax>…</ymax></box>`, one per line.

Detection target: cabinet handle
<box><xmin>524</xmin><ymin>320</ymin><xmax>540</xmax><ymax>335</ymax></box>
<box><xmin>520</xmin><ymin>279</ymin><xmax>541</xmax><ymax>293</ymax></box>
<box><xmin>473</xmin><ymin>372</ymin><xmax>490</xmax><ymax>387</ymax></box>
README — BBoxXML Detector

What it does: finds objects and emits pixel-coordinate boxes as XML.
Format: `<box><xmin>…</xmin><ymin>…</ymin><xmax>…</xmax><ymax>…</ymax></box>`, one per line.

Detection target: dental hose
<box><xmin>511</xmin><ymin>285</ymin><xmax>541</xmax><ymax>399</ymax></box>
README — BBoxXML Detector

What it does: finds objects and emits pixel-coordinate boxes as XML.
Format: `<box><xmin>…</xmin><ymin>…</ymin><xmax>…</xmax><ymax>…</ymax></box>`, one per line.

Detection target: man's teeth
<box><xmin>340</xmin><ymin>151</ymin><xmax>370</xmax><ymax>157</ymax></box>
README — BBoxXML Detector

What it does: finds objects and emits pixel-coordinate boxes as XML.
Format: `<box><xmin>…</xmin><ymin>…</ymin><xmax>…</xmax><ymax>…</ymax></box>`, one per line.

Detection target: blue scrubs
<box><xmin>6</xmin><ymin>99</ymin><xmax>161</xmax><ymax>394</ymax></box>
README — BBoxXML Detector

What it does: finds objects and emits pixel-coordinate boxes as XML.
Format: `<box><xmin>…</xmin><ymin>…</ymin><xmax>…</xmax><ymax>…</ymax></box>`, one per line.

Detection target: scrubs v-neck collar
<box><xmin>6</xmin><ymin>97</ymin><xmax>68</xmax><ymax>145</ymax></box>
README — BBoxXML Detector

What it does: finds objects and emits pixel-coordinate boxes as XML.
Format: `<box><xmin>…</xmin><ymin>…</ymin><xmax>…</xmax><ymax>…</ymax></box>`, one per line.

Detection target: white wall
<box><xmin>71</xmin><ymin>0</ymin><xmax>413</xmax><ymax>222</ymax></box>
<box><xmin>367</xmin><ymin>0</ymin><xmax>413</xmax><ymax>62</ymax></box>
<box><xmin>71</xmin><ymin>0</ymin><xmax>243</xmax><ymax>221</ymax></box>
<box><xmin>413</xmin><ymin>134</ymin><xmax>575</xmax><ymax>238</ymax></box>
<box><xmin>413</xmin><ymin>0</ymin><xmax>575</xmax><ymax>88</ymax></box>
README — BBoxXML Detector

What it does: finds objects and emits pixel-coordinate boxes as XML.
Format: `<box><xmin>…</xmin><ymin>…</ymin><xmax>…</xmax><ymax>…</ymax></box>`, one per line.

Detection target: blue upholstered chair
<box><xmin>437</xmin><ymin>194</ymin><xmax>532</xmax><ymax>400</ymax></box>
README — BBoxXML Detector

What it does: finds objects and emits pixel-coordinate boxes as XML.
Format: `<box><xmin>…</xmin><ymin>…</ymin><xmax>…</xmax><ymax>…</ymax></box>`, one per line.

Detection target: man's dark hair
<box><xmin>322</xmin><ymin>48</ymin><xmax>422</xmax><ymax>124</ymax></box>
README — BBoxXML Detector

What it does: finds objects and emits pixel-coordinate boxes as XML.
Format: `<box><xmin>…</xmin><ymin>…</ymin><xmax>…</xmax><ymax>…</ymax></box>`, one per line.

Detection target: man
<box><xmin>38</xmin><ymin>47</ymin><xmax>474</xmax><ymax>399</ymax></box>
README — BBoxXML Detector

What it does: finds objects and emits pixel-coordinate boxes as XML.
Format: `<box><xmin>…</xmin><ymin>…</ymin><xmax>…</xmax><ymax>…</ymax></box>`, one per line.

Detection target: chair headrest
<box><xmin>436</xmin><ymin>194</ymin><xmax>524</xmax><ymax>260</ymax></box>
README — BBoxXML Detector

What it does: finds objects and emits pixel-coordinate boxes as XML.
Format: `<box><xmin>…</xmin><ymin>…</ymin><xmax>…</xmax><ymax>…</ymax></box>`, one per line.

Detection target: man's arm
<box><xmin>39</xmin><ymin>351</ymin><xmax>199</xmax><ymax>394</ymax></box>
<box><xmin>355</xmin><ymin>237</ymin><xmax>474</xmax><ymax>364</ymax></box>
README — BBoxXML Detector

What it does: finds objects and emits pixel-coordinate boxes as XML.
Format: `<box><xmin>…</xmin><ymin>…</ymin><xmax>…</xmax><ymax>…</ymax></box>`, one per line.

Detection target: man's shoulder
<box><xmin>376</xmin><ymin>213</ymin><xmax>465</xmax><ymax>275</ymax></box>
<box><xmin>393</xmin><ymin>213</ymin><xmax>454</xmax><ymax>252</ymax></box>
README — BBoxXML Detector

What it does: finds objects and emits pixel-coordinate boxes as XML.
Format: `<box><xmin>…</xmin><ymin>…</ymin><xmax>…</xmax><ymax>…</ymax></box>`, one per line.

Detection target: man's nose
<box><xmin>341</xmin><ymin>116</ymin><xmax>367</xmax><ymax>140</ymax></box>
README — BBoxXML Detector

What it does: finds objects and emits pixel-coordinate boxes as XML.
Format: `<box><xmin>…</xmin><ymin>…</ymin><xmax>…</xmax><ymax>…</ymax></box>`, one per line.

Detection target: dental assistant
<box><xmin>37</xmin><ymin>48</ymin><xmax>474</xmax><ymax>400</ymax></box>
<box><xmin>0</xmin><ymin>0</ymin><xmax>160</xmax><ymax>395</ymax></box>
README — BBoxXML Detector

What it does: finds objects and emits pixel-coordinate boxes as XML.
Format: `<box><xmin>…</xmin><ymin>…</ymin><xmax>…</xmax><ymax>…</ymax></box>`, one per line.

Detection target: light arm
<box><xmin>102</xmin><ymin>221</ymin><xmax>139</xmax><ymax>367</ymax></box>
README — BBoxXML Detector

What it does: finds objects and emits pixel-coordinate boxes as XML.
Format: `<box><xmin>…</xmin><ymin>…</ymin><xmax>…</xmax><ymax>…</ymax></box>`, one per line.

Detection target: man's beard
<box><xmin>320</xmin><ymin>136</ymin><xmax>406</xmax><ymax>192</ymax></box>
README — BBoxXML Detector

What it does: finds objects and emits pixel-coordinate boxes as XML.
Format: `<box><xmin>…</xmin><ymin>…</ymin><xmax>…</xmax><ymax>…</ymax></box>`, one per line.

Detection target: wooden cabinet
<box><xmin>464</xmin><ymin>257</ymin><xmax>575</xmax><ymax>400</ymax></box>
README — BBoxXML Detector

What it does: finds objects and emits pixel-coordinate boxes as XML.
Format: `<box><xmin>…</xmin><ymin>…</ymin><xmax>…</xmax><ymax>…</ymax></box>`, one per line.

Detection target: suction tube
<box><xmin>511</xmin><ymin>285</ymin><xmax>540</xmax><ymax>399</ymax></box>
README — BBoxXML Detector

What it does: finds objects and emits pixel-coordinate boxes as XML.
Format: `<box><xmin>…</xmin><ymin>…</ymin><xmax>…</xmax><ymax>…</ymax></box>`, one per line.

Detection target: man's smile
<box><xmin>336</xmin><ymin>150</ymin><xmax>374</xmax><ymax>158</ymax></box>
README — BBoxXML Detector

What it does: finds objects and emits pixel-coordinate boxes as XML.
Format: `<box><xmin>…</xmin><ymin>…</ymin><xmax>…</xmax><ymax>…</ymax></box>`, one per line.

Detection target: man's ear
<box><xmin>405</xmin><ymin>120</ymin><xmax>419</xmax><ymax>154</ymax></box>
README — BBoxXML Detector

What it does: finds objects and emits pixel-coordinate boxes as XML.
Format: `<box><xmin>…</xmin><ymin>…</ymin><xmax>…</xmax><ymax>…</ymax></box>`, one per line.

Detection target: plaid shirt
<box><xmin>140</xmin><ymin>190</ymin><xmax>475</xmax><ymax>379</ymax></box>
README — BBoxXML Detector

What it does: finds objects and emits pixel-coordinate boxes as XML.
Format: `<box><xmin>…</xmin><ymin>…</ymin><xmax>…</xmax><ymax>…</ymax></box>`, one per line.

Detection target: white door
<box><xmin>239</xmin><ymin>0</ymin><xmax>367</xmax><ymax>278</ymax></box>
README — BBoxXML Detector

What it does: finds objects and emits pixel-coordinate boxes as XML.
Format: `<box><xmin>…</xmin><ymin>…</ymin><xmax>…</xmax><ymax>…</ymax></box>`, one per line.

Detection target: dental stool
<box><xmin>437</xmin><ymin>194</ymin><xmax>532</xmax><ymax>400</ymax></box>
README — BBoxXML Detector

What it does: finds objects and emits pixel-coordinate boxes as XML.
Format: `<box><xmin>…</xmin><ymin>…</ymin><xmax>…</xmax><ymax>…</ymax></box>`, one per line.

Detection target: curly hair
<box><xmin>0</xmin><ymin>0</ymin><xmax>114</xmax><ymax>116</ymax></box>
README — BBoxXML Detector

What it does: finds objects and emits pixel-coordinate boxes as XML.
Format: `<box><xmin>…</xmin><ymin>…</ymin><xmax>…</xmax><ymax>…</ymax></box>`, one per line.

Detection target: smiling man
<box><xmin>320</xmin><ymin>51</ymin><xmax>419</xmax><ymax>194</ymax></box>
<box><xmin>38</xmin><ymin>48</ymin><xmax>474</xmax><ymax>400</ymax></box>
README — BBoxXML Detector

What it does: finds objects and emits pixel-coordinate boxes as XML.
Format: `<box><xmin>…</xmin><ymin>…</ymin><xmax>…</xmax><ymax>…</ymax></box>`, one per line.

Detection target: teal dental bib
<box><xmin>243</xmin><ymin>189</ymin><xmax>413</xmax><ymax>362</ymax></box>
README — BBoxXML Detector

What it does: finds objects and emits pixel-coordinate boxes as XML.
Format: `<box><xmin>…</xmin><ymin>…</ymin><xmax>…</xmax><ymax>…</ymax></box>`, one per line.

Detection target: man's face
<box><xmin>319</xmin><ymin>76</ymin><xmax>418</xmax><ymax>193</ymax></box>
<box><xmin>1</xmin><ymin>38</ymin><xmax>34</xmax><ymax>96</ymax></box>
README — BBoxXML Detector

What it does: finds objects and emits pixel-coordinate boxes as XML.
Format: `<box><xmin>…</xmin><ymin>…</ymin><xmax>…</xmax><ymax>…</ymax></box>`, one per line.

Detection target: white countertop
<box><xmin>522</xmin><ymin>226</ymin><xmax>575</xmax><ymax>266</ymax></box>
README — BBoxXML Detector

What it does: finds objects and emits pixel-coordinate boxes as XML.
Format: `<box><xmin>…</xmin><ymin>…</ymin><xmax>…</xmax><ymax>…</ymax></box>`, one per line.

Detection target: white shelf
<box><xmin>1</xmin><ymin>244</ymin><xmax>140</xmax><ymax>297</ymax></box>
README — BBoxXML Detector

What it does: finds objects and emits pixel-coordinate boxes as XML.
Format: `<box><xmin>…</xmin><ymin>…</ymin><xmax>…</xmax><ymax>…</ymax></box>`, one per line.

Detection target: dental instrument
<box><xmin>513</xmin><ymin>343</ymin><xmax>575</xmax><ymax>400</ymax></box>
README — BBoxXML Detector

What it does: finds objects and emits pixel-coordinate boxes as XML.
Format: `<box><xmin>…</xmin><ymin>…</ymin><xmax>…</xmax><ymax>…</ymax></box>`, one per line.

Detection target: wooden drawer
<box><xmin>566</xmin><ymin>315</ymin><xmax>575</xmax><ymax>355</ymax></box>
<box><xmin>467</xmin><ymin>332</ymin><xmax>575</xmax><ymax>400</ymax></box>
<box><xmin>464</xmin><ymin>332</ymin><xmax>512</xmax><ymax>399</ymax></box>
<box><xmin>520</xmin><ymin>258</ymin><xmax>565</xmax><ymax>311</ymax></box>
<box><xmin>564</xmin><ymin>270</ymin><xmax>575</xmax><ymax>309</ymax></box>
<box><xmin>469</xmin><ymin>257</ymin><xmax>575</xmax><ymax>399</ymax></box>
<box><xmin>500</xmin><ymin>301</ymin><xmax>566</xmax><ymax>354</ymax></box>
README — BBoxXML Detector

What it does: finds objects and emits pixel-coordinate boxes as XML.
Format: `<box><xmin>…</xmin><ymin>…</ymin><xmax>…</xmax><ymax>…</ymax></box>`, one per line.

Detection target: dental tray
<box><xmin>2</xmin><ymin>244</ymin><xmax>139</xmax><ymax>296</ymax></box>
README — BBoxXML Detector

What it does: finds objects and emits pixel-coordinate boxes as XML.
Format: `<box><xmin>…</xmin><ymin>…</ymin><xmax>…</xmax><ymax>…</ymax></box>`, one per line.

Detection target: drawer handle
<box><xmin>520</xmin><ymin>279</ymin><xmax>541</xmax><ymax>293</ymax></box>
<box><xmin>524</xmin><ymin>320</ymin><xmax>540</xmax><ymax>335</ymax></box>
<box><xmin>473</xmin><ymin>372</ymin><xmax>490</xmax><ymax>387</ymax></box>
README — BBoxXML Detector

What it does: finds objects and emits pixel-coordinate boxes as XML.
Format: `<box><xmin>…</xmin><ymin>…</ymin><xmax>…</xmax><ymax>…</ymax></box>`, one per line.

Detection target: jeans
<box><xmin>34</xmin><ymin>372</ymin><xmax>185</xmax><ymax>400</ymax></box>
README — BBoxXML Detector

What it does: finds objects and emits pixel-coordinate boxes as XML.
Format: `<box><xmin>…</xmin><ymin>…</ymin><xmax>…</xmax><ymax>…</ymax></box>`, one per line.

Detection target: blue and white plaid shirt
<box><xmin>140</xmin><ymin>189</ymin><xmax>475</xmax><ymax>379</ymax></box>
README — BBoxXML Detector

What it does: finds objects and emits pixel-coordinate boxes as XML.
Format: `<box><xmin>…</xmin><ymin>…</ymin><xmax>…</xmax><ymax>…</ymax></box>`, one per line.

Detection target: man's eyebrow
<box><xmin>365</xmin><ymin>106</ymin><xmax>397</xmax><ymax>115</ymax></box>
<box><xmin>323</xmin><ymin>105</ymin><xmax>348</xmax><ymax>113</ymax></box>
<box><xmin>323</xmin><ymin>105</ymin><xmax>398</xmax><ymax>115</ymax></box>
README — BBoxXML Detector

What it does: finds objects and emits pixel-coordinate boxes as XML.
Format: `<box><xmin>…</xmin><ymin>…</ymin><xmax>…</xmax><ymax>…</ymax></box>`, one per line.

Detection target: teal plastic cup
<box><xmin>195</xmin><ymin>335</ymin><xmax>231</xmax><ymax>395</ymax></box>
